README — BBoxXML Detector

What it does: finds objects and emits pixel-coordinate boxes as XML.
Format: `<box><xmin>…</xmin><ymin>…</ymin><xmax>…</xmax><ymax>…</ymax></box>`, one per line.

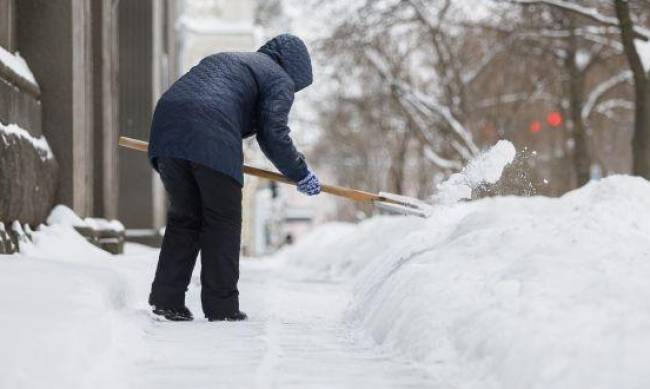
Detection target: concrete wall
<box><xmin>0</xmin><ymin>0</ymin><xmax>181</xmax><ymax>233</ymax></box>
<box><xmin>0</xmin><ymin>76</ymin><xmax>41</xmax><ymax>135</ymax></box>
<box><xmin>118</xmin><ymin>0</ymin><xmax>179</xmax><ymax>230</ymax></box>
<box><xmin>0</xmin><ymin>0</ymin><xmax>57</xmax><ymax>226</ymax></box>
<box><xmin>118</xmin><ymin>0</ymin><xmax>155</xmax><ymax>229</ymax></box>
<box><xmin>16</xmin><ymin>0</ymin><xmax>94</xmax><ymax>216</ymax></box>
<box><xmin>92</xmin><ymin>0</ymin><xmax>120</xmax><ymax>219</ymax></box>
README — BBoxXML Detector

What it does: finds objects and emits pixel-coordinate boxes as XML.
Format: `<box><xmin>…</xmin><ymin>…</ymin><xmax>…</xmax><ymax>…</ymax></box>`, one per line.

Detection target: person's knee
<box><xmin>167</xmin><ymin>205</ymin><xmax>202</xmax><ymax>230</ymax></box>
<box><xmin>202</xmin><ymin>206</ymin><xmax>241</xmax><ymax>229</ymax></box>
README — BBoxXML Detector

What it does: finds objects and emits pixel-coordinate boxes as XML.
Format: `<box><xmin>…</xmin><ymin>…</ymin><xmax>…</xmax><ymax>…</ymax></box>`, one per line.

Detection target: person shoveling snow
<box><xmin>124</xmin><ymin>33</ymin><xmax>436</xmax><ymax>322</ymax></box>
<box><xmin>139</xmin><ymin>32</ymin><xmax>519</xmax><ymax>323</ymax></box>
<box><xmin>146</xmin><ymin>34</ymin><xmax>321</xmax><ymax>322</ymax></box>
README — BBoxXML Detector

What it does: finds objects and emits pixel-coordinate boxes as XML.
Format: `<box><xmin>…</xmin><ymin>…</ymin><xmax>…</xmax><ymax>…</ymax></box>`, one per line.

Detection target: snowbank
<box><xmin>279</xmin><ymin>217</ymin><xmax>427</xmax><ymax>280</ymax></box>
<box><xmin>0</xmin><ymin>225</ymin><xmax>148</xmax><ymax>389</ymax></box>
<box><xmin>286</xmin><ymin>175</ymin><xmax>650</xmax><ymax>388</ymax></box>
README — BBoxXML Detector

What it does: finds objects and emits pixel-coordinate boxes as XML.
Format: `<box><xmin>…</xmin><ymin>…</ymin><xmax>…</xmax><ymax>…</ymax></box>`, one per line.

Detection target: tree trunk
<box><xmin>567</xmin><ymin>22</ymin><xmax>591</xmax><ymax>187</ymax></box>
<box><xmin>388</xmin><ymin>134</ymin><xmax>410</xmax><ymax>194</ymax></box>
<box><xmin>634</xmin><ymin>80</ymin><xmax>650</xmax><ymax>177</ymax></box>
<box><xmin>615</xmin><ymin>0</ymin><xmax>650</xmax><ymax>178</ymax></box>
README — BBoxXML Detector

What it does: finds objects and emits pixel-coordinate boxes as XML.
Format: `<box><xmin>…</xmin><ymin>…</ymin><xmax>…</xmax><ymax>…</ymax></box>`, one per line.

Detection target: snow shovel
<box><xmin>118</xmin><ymin>136</ymin><xmax>430</xmax><ymax>218</ymax></box>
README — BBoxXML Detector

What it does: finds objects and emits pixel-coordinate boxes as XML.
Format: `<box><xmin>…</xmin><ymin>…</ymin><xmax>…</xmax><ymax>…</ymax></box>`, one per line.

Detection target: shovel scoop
<box><xmin>118</xmin><ymin>136</ymin><xmax>431</xmax><ymax>218</ymax></box>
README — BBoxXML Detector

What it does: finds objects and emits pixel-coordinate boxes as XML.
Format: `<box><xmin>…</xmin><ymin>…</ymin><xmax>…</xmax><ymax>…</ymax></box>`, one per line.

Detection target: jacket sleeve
<box><xmin>256</xmin><ymin>82</ymin><xmax>310</xmax><ymax>182</ymax></box>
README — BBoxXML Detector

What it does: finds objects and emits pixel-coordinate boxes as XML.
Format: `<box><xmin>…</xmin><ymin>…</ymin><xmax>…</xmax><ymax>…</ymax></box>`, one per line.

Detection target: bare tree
<box><xmin>508</xmin><ymin>0</ymin><xmax>650</xmax><ymax>178</ymax></box>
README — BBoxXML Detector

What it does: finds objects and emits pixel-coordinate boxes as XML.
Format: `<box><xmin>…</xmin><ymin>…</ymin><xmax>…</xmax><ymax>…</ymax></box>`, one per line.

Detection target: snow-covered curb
<box><xmin>283</xmin><ymin>175</ymin><xmax>650</xmax><ymax>388</ymax></box>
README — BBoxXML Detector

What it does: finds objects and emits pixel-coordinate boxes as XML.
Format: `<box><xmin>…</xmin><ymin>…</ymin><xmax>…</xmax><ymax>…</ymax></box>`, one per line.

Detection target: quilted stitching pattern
<box><xmin>148</xmin><ymin>35</ymin><xmax>313</xmax><ymax>185</ymax></box>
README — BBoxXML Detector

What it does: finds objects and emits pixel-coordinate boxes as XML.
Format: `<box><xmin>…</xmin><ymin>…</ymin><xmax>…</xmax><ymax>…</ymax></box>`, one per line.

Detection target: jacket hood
<box><xmin>258</xmin><ymin>34</ymin><xmax>313</xmax><ymax>92</ymax></box>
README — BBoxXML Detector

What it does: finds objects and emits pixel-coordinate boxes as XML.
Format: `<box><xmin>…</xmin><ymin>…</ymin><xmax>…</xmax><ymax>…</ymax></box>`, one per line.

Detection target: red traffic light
<box><xmin>529</xmin><ymin>120</ymin><xmax>542</xmax><ymax>134</ymax></box>
<box><xmin>547</xmin><ymin>111</ymin><xmax>563</xmax><ymax>127</ymax></box>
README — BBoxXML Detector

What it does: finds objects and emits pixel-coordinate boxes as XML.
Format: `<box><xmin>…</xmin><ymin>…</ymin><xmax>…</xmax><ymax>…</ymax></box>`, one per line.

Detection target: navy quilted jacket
<box><xmin>148</xmin><ymin>34</ymin><xmax>313</xmax><ymax>186</ymax></box>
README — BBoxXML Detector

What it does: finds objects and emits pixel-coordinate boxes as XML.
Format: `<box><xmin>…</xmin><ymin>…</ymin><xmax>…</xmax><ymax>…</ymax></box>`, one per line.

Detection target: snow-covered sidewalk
<box><xmin>131</xmin><ymin>259</ymin><xmax>431</xmax><ymax>389</ymax></box>
<box><xmin>3</xmin><ymin>175</ymin><xmax>650</xmax><ymax>388</ymax></box>
<box><xmin>0</xmin><ymin>226</ymin><xmax>431</xmax><ymax>389</ymax></box>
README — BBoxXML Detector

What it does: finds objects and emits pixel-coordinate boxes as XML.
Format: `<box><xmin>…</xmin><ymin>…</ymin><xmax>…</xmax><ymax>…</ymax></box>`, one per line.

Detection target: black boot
<box><xmin>152</xmin><ymin>305</ymin><xmax>194</xmax><ymax>321</ymax></box>
<box><xmin>208</xmin><ymin>311</ymin><xmax>247</xmax><ymax>322</ymax></box>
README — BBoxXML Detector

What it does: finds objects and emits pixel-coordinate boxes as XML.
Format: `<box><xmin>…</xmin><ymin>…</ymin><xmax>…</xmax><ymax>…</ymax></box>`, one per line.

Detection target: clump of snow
<box><xmin>0</xmin><ymin>121</ymin><xmax>54</xmax><ymax>161</ymax></box>
<box><xmin>47</xmin><ymin>204</ymin><xmax>87</xmax><ymax>227</ymax></box>
<box><xmin>47</xmin><ymin>205</ymin><xmax>125</xmax><ymax>232</ymax></box>
<box><xmin>287</xmin><ymin>175</ymin><xmax>650</xmax><ymax>388</ymax></box>
<box><xmin>434</xmin><ymin>140</ymin><xmax>516</xmax><ymax>204</ymax></box>
<box><xmin>11</xmin><ymin>220</ymin><xmax>24</xmax><ymax>235</ymax></box>
<box><xmin>635</xmin><ymin>39</ymin><xmax>650</xmax><ymax>73</ymax></box>
<box><xmin>0</xmin><ymin>46</ymin><xmax>38</xmax><ymax>86</ymax></box>
<box><xmin>85</xmin><ymin>218</ymin><xmax>125</xmax><ymax>233</ymax></box>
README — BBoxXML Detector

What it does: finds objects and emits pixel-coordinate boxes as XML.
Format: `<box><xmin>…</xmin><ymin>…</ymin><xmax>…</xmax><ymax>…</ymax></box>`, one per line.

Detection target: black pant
<box><xmin>149</xmin><ymin>157</ymin><xmax>242</xmax><ymax>318</ymax></box>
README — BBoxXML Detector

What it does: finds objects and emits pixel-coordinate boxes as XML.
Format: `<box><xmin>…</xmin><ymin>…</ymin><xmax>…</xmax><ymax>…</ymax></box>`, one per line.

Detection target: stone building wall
<box><xmin>0</xmin><ymin>0</ymin><xmax>182</xmax><ymax>252</ymax></box>
<box><xmin>0</xmin><ymin>0</ymin><xmax>58</xmax><ymax>227</ymax></box>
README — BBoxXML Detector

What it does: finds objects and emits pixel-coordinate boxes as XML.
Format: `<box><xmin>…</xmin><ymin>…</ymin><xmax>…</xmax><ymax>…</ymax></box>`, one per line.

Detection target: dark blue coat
<box><xmin>148</xmin><ymin>34</ymin><xmax>313</xmax><ymax>186</ymax></box>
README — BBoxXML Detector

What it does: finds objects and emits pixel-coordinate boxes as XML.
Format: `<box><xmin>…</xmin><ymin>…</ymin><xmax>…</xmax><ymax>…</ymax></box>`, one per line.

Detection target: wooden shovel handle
<box><xmin>118</xmin><ymin>136</ymin><xmax>383</xmax><ymax>204</ymax></box>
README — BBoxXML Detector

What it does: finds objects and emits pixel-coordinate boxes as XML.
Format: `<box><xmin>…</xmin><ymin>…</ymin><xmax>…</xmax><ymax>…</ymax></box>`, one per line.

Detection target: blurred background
<box><xmin>0</xmin><ymin>0</ymin><xmax>648</xmax><ymax>255</ymax></box>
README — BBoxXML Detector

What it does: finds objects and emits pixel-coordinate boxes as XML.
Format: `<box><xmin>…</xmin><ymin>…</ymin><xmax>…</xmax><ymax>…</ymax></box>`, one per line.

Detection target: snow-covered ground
<box><xmin>3</xmin><ymin>175</ymin><xmax>650</xmax><ymax>388</ymax></box>
<box><xmin>283</xmin><ymin>175</ymin><xmax>650</xmax><ymax>389</ymax></box>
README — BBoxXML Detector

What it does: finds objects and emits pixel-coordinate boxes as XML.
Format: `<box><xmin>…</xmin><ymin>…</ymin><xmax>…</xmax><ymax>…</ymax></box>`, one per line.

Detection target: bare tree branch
<box><xmin>582</xmin><ymin>70</ymin><xmax>633</xmax><ymax>120</ymax></box>
<box><xmin>506</xmin><ymin>0</ymin><xmax>650</xmax><ymax>41</ymax></box>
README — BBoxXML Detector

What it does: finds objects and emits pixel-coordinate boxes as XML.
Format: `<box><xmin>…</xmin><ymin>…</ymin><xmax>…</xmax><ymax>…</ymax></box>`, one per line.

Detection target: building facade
<box><xmin>0</xmin><ymin>0</ymin><xmax>181</xmax><ymax>243</ymax></box>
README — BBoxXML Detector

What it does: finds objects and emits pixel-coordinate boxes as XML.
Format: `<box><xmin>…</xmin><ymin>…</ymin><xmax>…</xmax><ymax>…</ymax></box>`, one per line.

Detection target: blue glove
<box><xmin>297</xmin><ymin>172</ymin><xmax>321</xmax><ymax>196</ymax></box>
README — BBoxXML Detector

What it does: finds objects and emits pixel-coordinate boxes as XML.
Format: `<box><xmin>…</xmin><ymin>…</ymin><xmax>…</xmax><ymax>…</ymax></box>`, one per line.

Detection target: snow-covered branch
<box><xmin>507</xmin><ymin>0</ymin><xmax>650</xmax><ymax>41</ymax></box>
<box><xmin>581</xmin><ymin>70</ymin><xmax>632</xmax><ymax>120</ymax></box>
<box><xmin>594</xmin><ymin>98</ymin><xmax>635</xmax><ymax>120</ymax></box>
<box><xmin>364</xmin><ymin>48</ymin><xmax>479</xmax><ymax>161</ymax></box>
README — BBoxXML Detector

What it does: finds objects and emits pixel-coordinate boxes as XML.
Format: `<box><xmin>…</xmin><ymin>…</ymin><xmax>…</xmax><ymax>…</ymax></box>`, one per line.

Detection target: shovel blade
<box><xmin>375</xmin><ymin>192</ymin><xmax>433</xmax><ymax>218</ymax></box>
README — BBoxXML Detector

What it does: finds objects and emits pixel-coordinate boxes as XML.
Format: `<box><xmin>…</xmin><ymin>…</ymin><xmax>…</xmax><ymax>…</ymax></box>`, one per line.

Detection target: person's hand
<box><xmin>296</xmin><ymin>172</ymin><xmax>321</xmax><ymax>196</ymax></box>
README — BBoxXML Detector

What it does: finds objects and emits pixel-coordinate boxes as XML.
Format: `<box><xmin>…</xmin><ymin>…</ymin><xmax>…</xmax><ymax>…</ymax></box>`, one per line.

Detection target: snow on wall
<box><xmin>0</xmin><ymin>122</ymin><xmax>53</xmax><ymax>161</ymax></box>
<box><xmin>286</xmin><ymin>175</ymin><xmax>650</xmax><ymax>389</ymax></box>
<box><xmin>0</xmin><ymin>46</ymin><xmax>38</xmax><ymax>86</ymax></box>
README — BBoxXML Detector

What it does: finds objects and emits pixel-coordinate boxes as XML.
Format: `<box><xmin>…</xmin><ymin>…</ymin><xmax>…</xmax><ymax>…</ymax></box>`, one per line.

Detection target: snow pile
<box><xmin>287</xmin><ymin>175</ymin><xmax>650</xmax><ymax>388</ymax></box>
<box><xmin>47</xmin><ymin>204</ymin><xmax>87</xmax><ymax>227</ymax></box>
<box><xmin>434</xmin><ymin>140</ymin><xmax>516</xmax><ymax>204</ymax></box>
<box><xmin>0</xmin><ymin>121</ymin><xmax>54</xmax><ymax>161</ymax></box>
<box><xmin>85</xmin><ymin>218</ymin><xmax>125</xmax><ymax>232</ymax></box>
<box><xmin>0</xmin><ymin>46</ymin><xmax>38</xmax><ymax>86</ymax></box>
<box><xmin>280</xmin><ymin>217</ymin><xmax>426</xmax><ymax>280</ymax></box>
<box><xmin>47</xmin><ymin>205</ymin><xmax>125</xmax><ymax>232</ymax></box>
<box><xmin>0</xmin><ymin>224</ymin><xmax>148</xmax><ymax>389</ymax></box>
